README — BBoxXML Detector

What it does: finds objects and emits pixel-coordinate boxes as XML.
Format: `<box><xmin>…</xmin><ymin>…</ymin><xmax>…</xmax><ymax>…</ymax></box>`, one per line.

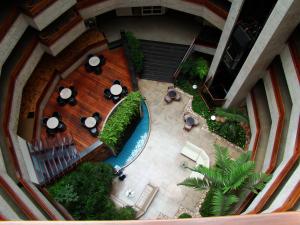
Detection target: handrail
<box><xmin>173</xmin><ymin>37</ymin><xmax>196</xmax><ymax>79</ymax></box>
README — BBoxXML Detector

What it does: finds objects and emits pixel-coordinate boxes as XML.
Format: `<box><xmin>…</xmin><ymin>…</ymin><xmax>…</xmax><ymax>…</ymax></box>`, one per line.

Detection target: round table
<box><xmin>85</xmin><ymin>117</ymin><xmax>97</xmax><ymax>128</ymax></box>
<box><xmin>168</xmin><ymin>90</ymin><xmax>177</xmax><ymax>98</ymax></box>
<box><xmin>110</xmin><ymin>84</ymin><xmax>122</xmax><ymax>96</ymax></box>
<box><xmin>88</xmin><ymin>56</ymin><xmax>100</xmax><ymax>67</ymax></box>
<box><xmin>186</xmin><ymin>117</ymin><xmax>195</xmax><ymax>126</ymax></box>
<box><xmin>60</xmin><ymin>88</ymin><xmax>72</xmax><ymax>99</ymax></box>
<box><xmin>46</xmin><ymin>117</ymin><xmax>59</xmax><ymax>129</ymax></box>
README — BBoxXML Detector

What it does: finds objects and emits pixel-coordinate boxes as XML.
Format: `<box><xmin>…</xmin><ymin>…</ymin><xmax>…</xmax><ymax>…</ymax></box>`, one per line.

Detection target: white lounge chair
<box><xmin>180</xmin><ymin>141</ymin><xmax>210</xmax><ymax>179</ymax></box>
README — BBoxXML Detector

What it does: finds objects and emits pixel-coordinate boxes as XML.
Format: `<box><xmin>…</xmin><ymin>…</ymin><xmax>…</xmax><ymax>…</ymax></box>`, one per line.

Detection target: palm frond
<box><xmin>211</xmin><ymin>189</ymin><xmax>238</xmax><ymax>216</ymax></box>
<box><xmin>192</xmin><ymin>165</ymin><xmax>224</xmax><ymax>187</ymax></box>
<box><xmin>214</xmin><ymin>145</ymin><xmax>233</xmax><ymax>174</ymax></box>
<box><xmin>178</xmin><ymin>177</ymin><xmax>210</xmax><ymax>191</ymax></box>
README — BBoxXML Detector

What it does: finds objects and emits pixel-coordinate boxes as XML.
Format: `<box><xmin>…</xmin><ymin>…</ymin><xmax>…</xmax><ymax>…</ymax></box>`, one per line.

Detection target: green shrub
<box><xmin>178</xmin><ymin>213</ymin><xmax>192</xmax><ymax>219</ymax></box>
<box><xmin>181</xmin><ymin>57</ymin><xmax>209</xmax><ymax>80</ymax></box>
<box><xmin>215</xmin><ymin>107</ymin><xmax>249</xmax><ymax>124</ymax></box>
<box><xmin>100</xmin><ymin>91</ymin><xmax>143</xmax><ymax>152</ymax></box>
<box><xmin>48</xmin><ymin>162</ymin><xmax>136</xmax><ymax>220</ymax></box>
<box><xmin>125</xmin><ymin>32</ymin><xmax>144</xmax><ymax>73</ymax></box>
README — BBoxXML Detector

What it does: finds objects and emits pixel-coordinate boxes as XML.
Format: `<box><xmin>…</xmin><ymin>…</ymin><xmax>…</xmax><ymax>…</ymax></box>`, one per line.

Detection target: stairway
<box><xmin>140</xmin><ymin>40</ymin><xmax>189</xmax><ymax>83</ymax></box>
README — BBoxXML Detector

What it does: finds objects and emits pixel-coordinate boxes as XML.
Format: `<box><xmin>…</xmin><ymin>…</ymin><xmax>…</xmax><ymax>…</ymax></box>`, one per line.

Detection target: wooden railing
<box><xmin>20</xmin><ymin>0</ymin><xmax>57</xmax><ymax>17</ymax></box>
<box><xmin>200</xmin><ymin>78</ymin><xmax>226</xmax><ymax>108</ymax></box>
<box><xmin>39</xmin><ymin>10</ymin><xmax>82</xmax><ymax>46</ymax></box>
<box><xmin>173</xmin><ymin>37</ymin><xmax>196</xmax><ymax>80</ymax></box>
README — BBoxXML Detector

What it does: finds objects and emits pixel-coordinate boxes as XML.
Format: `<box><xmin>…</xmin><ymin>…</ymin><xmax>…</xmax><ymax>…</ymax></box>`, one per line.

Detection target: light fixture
<box><xmin>192</xmin><ymin>84</ymin><xmax>198</xmax><ymax>89</ymax></box>
<box><xmin>210</xmin><ymin>115</ymin><xmax>216</xmax><ymax>121</ymax></box>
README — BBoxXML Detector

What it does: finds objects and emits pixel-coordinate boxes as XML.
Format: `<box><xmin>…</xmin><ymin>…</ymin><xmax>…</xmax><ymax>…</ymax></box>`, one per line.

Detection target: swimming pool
<box><xmin>105</xmin><ymin>101</ymin><xmax>150</xmax><ymax>168</ymax></box>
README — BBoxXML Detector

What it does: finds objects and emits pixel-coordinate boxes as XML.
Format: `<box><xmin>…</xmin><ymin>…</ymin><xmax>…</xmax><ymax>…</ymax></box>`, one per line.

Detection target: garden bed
<box><xmin>175</xmin><ymin>77</ymin><xmax>247</xmax><ymax>148</ymax></box>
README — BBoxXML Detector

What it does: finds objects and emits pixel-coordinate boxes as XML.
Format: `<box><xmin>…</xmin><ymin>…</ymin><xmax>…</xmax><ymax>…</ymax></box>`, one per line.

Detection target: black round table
<box><xmin>186</xmin><ymin>117</ymin><xmax>195</xmax><ymax>126</ymax></box>
<box><xmin>168</xmin><ymin>90</ymin><xmax>177</xmax><ymax>98</ymax></box>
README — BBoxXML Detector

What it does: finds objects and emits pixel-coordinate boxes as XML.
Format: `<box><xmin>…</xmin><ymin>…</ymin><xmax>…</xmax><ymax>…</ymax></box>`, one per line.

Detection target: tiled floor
<box><xmin>112</xmin><ymin>79</ymin><xmax>242</xmax><ymax>219</ymax></box>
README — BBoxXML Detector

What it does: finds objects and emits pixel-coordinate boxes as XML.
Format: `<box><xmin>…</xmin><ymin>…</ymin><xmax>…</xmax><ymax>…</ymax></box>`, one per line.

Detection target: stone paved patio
<box><xmin>111</xmin><ymin>80</ymin><xmax>242</xmax><ymax>219</ymax></box>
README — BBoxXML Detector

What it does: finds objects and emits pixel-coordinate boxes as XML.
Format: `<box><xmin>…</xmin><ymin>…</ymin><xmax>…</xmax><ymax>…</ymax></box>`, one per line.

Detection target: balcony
<box><xmin>39</xmin><ymin>9</ymin><xmax>82</xmax><ymax>46</ymax></box>
<box><xmin>19</xmin><ymin>0</ymin><xmax>57</xmax><ymax>17</ymax></box>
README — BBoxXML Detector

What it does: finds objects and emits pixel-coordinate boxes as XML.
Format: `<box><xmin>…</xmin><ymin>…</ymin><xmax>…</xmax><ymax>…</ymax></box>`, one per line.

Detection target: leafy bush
<box><xmin>215</xmin><ymin>107</ymin><xmax>249</xmax><ymax>124</ymax></box>
<box><xmin>125</xmin><ymin>32</ymin><xmax>144</xmax><ymax>73</ymax></box>
<box><xmin>100</xmin><ymin>91</ymin><xmax>143</xmax><ymax>152</ymax></box>
<box><xmin>181</xmin><ymin>57</ymin><xmax>209</xmax><ymax>80</ymax></box>
<box><xmin>175</xmin><ymin>77</ymin><xmax>246</xmax><ymax>148</ymax></box>
<box><xmin>48</xmin><ymin>162</ymin><xmax>136</xmax><ymax>220</ymax></box>
<box><xmin>179</xmin><ymin>145</ymin><xmax>271</xmax><ymax>217</ymax></box>
<box><xmin>178</xmin><ymin>213</ymin><xmax>192</xmax><ymax>219</ymax></box>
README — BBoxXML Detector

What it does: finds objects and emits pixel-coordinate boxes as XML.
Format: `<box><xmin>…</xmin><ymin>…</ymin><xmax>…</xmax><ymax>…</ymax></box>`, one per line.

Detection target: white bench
<box><xmin>180</xmin><ymin>141</ymin><xmax>210</xmax><ymax>179</ymax></box>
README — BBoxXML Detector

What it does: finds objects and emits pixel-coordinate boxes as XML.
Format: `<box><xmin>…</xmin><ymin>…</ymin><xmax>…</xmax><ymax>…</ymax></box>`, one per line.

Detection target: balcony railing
<box><xmin>19</xmin><ymin>0</ymin><xmax>57</xmax><ymax>17</ymax></box>
<box><xmin>39</xmin><ymin>9</ymin><xmax>82</xmax><ymax>46</ymax></box>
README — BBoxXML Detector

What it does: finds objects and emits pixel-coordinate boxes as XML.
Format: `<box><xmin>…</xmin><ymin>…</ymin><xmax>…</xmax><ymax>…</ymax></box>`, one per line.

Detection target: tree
<box><xmin>48</xmin><ymin>162</ymin><xmax>136</xmax><ymax>220</ymax></box>
<box><xmin>178</xmin><ymin>145</ymin><xmax>270</xmax><ymax>217</ymax></box>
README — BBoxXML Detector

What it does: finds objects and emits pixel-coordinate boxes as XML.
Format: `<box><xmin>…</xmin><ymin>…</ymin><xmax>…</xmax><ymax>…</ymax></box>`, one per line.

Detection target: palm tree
<box><xmin>178</xmin><ymin>145</ymin><xmax>270</xmax><ymax>217</ymax></box>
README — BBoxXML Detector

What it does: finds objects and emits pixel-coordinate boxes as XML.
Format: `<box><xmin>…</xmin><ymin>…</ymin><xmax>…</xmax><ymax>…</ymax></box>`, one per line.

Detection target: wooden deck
<box><xmin>42</xmin><ymin>48</ymin><xmax>133</xmax><ymax>152</ymax></box>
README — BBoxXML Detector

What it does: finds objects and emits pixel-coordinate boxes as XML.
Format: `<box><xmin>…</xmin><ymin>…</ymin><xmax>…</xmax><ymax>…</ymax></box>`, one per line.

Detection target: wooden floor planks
<box><xmin>41</xmin><ymin>48</ymin><xmax>133</xmax><ymax>152</ymax></box>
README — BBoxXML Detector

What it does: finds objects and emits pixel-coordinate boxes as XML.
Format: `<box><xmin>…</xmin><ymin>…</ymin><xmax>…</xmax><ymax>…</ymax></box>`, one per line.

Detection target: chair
<box><xmin>69</xmin><ymin>97</ymin><xmax>77</xmax><ymax>106</ymax></box>
<box><xmin>85</xmin><ymin>63</ymin><xmax>93</xmax><ymax>73</ymax></box>
<box><xmin>174</xmin><ymin>92</ymin><xmax>181</xmax><ymax>101</ymax></box>
<box><xmin>122</xmin><ymin>86</ymin><xmax>128</xmax><ymax>96</ymax></box>
<box><xmin>113</xmin><ymin>80</ymin><xmax>121</xmax><ymax>85</ymax></box>
<box><xmin>57</xmin><ymin>122</ymin><xmax>66</xmax><ymax>132</ymax></box>
<box><xmin>80</xmin><ymin>117</ymin><xmax>86</xmax><ymax>126</ymax></box>
<box><xmin>42</xmin><ymin>117</ymin><xmax>48</xmax><ymax>126</ymax></box>
<box><xmin>46</xmin><ymin>128</ymin><xmax>56</xmax><ymax>136</ymax></box>
<box><xmin>94</xmin><ymin>66</ymin><xmax>102</xmax><ymax>75</ymax></box>
<box><xmin>70</xmin><ymin>86</ymin><xmax>77</xmax><ymax>96</ymax></box>
<box><xmin>52</xmin><ymin>112</ymin><xmax>62</xmax><ymax>120</ymax></box>
<box><xmin>58</xmin><ymin>86</ymin><xmax>64</xmax><ymax>92</ymax></box>
<box><xmin>184</xmin><ymin>123</ymin><xmax>192</xmax><ymax>131</ymax></box>
<box><xmin>89</xmin><ymin>127</ymin><xmax>99</xmax><ymax>137</ymax></box>
<box><xmin>92</xmin><ymin>112</ymin><xmax>101</xmax><ymax>123</ymax></box>
<box><xmin>183</xmin><ymin>112</ymin><xmax>190</xmax><ymax>121</ymax></box>
<box><xmin>104</xmin><ymin>88</ymin><xmax>112</xmax><ymax>99</ymax></box>
<box><xmin>113</xmin><ymin>95</ymin><xmax>120</xmax><ymax>103</ymax></box>
<box><xmin>57</xmin><ymin>96</ymin><xmax>66</xmax><ymax>106</ymax></box>
<box><xmin>99</xmin><ymin>55</ymin><xmax>105</xmax><ymax>65</ymax></box>
<box><xmin>193</xmin><ymin>118</ymin><xmax>199</xmax><ymax>126</ymax></box>
<box><xmin>164</xmin><ymin>95</ymin><xmax>172</xmax><ymax>104</ymax></box>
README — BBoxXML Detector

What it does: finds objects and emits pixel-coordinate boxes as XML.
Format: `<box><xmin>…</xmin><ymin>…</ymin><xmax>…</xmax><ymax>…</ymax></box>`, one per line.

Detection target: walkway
<box><xmin>112</xmin><ymin>79</ymin><xmax>242</xmax><ymax>219</ymax></box>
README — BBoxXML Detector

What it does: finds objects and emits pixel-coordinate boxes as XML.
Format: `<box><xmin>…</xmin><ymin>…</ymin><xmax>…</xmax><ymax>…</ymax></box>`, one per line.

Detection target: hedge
<box><xmin>100</xmin><ymin>91</ymin><xmax>143</xmax><ymax>152</ymax></box>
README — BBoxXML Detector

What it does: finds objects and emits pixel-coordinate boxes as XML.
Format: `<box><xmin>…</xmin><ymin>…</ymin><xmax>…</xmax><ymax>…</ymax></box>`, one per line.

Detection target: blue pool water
<box><xmin>105</xmin><ymin>101</ymin><xmax>150</xmax><ymax>168</ymax></box>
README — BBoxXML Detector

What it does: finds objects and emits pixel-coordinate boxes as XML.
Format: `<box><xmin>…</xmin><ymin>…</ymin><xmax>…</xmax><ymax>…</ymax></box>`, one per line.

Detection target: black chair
<box><xmin>57</xmin><ymin>122</ymin><xmax>66</xmax><ymax>132</ymax></box>
<box><xmin>112</xmin><ymin>95</ymin><xmax>120</xmax><ymax>104</ymax></box>
<box><xmin>104</xmin><ymin>89</ymin><xmax>112</xmax><ymax>100</ymax></box>
<box><xmin>99</xmin><ymin>55</ymin><xmax>105</xmax><ymax>65</ymax></box>
<box><xmin>57</xmin><ymin>96</ymin><xmax>67</xmax><ymax>106</ymax></box>
<box><xmin>89</xmin><ymin>127</ymin><xmax>99</xmax><ymax>137</ymax></box>
<box><xmin>42</xmin><ymin>117</ymin><xmax>48</xmax><ymax>126</ymax></box>
<box><xmin>85</xmin><ymin>63</ymin><xmax>93</xmax><ymax>73</ymax></box>
<box><xmin>52</xmin><ymin>112</ymin><xmax>62</xmax><ymax>120</ymax></box>
<box><xmin>69</xmin><ymin>97</ymin><xmax>77</xmax><ymax>106</ymax></box>
<box><xmin>92</xmin><ymin>112</ymin><xmax>101</xmax><ymax>123</ymax></box>
<box><xmin>80</xmin><ymin>117</ymin><xmax>86</xmax><ymax>127</ymax></box>
<box><xmin>46</xmin><ymin>128</ymin><xmax>56</xmax><ymax>136</ymax></box>
<box><xmin>122</xmin><ymin>86</ymin><xmax>128</xmax><ymax>96</ymax></box>
<box><xmin>70</xmin><ymin>86</ymin><xmax>77</xmax><ymax>96</ymax></box>
<box><xmin>58</xmin><ymin>86</ymin><xmax>64</xmax><ymax>92</ymax></box>
<box><xmin>94</xmin><ymin>66</ymin><xmax>102</xmax><ymax>75</ymax></box>
<box><xmin>113</xmin><ymin>80</ymin><xmax>121</xmax><ymax>85</ymax></box>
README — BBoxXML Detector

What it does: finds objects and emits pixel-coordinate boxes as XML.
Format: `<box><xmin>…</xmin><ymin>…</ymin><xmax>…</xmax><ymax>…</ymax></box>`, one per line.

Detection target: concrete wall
<box><xmin>224</xmin><ymin>0</ymin><xmax>300</xmax><ymax>107</ymax></box>
<box><xmin>42</xmin><ymin>21</ymin><xmax>87</xmax><ymax>56</ymax></box>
